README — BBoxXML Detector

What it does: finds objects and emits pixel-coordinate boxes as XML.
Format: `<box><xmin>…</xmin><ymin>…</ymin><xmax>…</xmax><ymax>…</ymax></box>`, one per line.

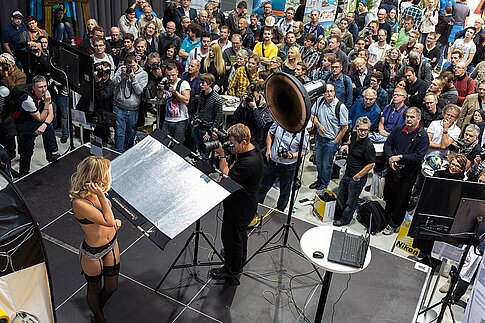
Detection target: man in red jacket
<box><xmin>454</xmin><ymin>61</ymin><xmax>475</xmax><ymax>106</ymax></box>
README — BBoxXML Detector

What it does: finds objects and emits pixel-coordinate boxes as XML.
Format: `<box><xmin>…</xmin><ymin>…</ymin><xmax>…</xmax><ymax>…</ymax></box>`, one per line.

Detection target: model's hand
<box><xmin>85</xmin><ymin>182</ymin><xmax>105</xmax><ymax>197</ymax></box>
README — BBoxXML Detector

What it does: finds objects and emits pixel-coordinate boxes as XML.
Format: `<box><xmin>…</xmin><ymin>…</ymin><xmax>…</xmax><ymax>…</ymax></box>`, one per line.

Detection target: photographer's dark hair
<box><xmin>237</xmin><ymin>1</ymin><xmax>248</xmax><ymax>9</ymax></box>
<box><xmin>124</xmin><ymin>33</ymin><xmax>135</xmax><ymax>42</ymax></box>
<box><xmin>125</xmin><ymin>7</ymin><xmax>135</xmax><ymax>15</ymax></box>
<box><xmin>188</xmin><ymin>23</ymin><xmax>203</xmax><ymax>38</ymax></box>
<box><xmin>165</xmin><ymin>63</ymin><xmax>178</xmax><ymax>72</ymax></box>
<box><xmin>125</xmin><ymin>55</ymin><xmax>136</xmax><ymax>64</ymax></box>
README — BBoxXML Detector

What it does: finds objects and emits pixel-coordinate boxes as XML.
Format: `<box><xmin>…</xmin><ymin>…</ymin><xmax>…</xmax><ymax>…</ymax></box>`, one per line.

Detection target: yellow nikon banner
<box><xmin>394</xmin><ymin>221</ymin><xmax>420</xmax><ymax>257</ymax></box>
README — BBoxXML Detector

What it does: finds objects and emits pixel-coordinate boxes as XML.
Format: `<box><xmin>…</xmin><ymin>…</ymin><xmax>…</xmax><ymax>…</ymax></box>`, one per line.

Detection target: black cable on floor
<box><xmin>331</xmin><ymin>274</ymin><xmax>352</xmax><ymax>323</ymax></box>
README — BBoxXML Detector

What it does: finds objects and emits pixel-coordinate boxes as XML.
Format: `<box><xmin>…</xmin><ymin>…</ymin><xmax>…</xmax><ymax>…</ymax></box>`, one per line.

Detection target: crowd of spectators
<box><xmin>1</xmin><ymin>0</ymin><xmax>485</xmax><ymax>237</ymax></box>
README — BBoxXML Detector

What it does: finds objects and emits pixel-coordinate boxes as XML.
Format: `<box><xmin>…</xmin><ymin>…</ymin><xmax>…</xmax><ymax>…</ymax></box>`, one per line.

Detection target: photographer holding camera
<box><xmin>25</xmin><ymin>36</ymin><xmax>50</xmax><ymax>81</ymax></box>
<box><xmin>233</xmin><ymin>82</ymin><xmax>272</xmax><ymax>148</ymax></box>
<box><xmin>157</xmin><ymin>63</ymin><xmax>191</xmax><ymax>143</ymax></box>
<box><xmin>90</xmin><ymin>62</ymin><xmax>115</xmax><ymax>144</ymax></box>
<box><xmin>333</xmin><ymin>117</ymin><xmax>376</xmax><ymax>226</ymax></box>
<box><xmin>258</xmin><ymin>123</ymin><xmax>309</xmax><ymax>212</ymax></box>
<box><xmin>138</xmin><ymin>52</ymin><xmax>163</xmax><ymax>128</ymax></box>
<box><xmin>192</xmin><ymin>73</ymin><xmax>223</xmax><ymax>159</ymax></box>
<box><xmin>209</xmin><ymin>123</ymin><xmax>263</xmax><ymax>282</ymax></box>
<box><xmin>382</xmin><ymin>107</ymin><xmax>429</xmax><ymax>235</ymax></box>
<box><xmin>448</xmin><ymin>124</ymin><xmax>482</xmax><ymax>168</ymax></box>
<box><xmin>112</xmin><ymin>55</ymin><xmax>148</xmax><ymax>152</ymax></box>
<box><xmin>0</xmin><ymin>53</ymin><xmax>26</xmax><ymax>90</ymax></box>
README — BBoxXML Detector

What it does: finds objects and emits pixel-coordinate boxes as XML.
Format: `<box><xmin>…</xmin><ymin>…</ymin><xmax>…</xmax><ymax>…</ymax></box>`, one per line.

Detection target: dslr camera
<box><xmin>158</xmin><ymin>79</ymin><xmax>170</xmax><ymax>91</ymax></box>
<box><xmin>242</xmin><ymin>83</ymin><xmax>257</xmax><ymax>104</ymax></box>
<box><xmin>201</xmin><ymin>129</ymin><xmax>235</xmax><ymax>153</ymax></box>
<box><xmin>449</xmin><ymin>139</ymin><xmax>466</xmax><ymax>152</ymax></box>
<box><xmin>335</xmin><ymin>151</ymin><xmax>348</xmax><ymax>160</ymax></box>
<box><xmin>125</xmin><ymin>66</ymin><xmax>133</xmax><ymax>74</ymax></box>
<box><xmin>1</xmin><ymin>63</ymin><xmax>8</xmax><ymax>71</ymax></box>
<box><xmin>95</xmin><ymin>68</ymin><xmax>111</xmax><ymax>78</ymax></box>
<box><xmin>278</xmin><ymin>147</ymin><xmax>290</xmax><ymax>159</ymax></box>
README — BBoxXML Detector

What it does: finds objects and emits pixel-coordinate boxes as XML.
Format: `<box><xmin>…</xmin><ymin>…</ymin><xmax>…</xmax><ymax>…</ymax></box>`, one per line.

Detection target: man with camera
<box><xmin>158</xmin><ymin>63</ymin><xmax>191</xmax><ymax>143</ymax></box>
<box><xmin>382</xmin><ymin>107</ymin><xmax>429</xmax><ymax>235</ymax></box>
<box><xmin>209</xmin><ymin>123</ymin><xmax>264</xmax><ymax>281</ymax></box>
<box><xmin>333</xmin><ymin>116</ymin><xmax>376</xmax><ymax>226</ymax></box>
<box><xmin>25</xmin><ymin>35</ymin><xmax>50</xmax><ymax>81</ymax></box>
<box><xmin>0</xmin><ymin>53</ymin><xmax>26</xmax><ymax>90</ymax></box>
<box><xmin>91</xmin><ymin>38</ymin><xmax>115</xmax><ymax>78</ymax></box>
<box><xmin>15</xmin><ymin>75</ymin><xmax>60</xmax><ymax>176</ymax></box>
<box><xmin>258</xmin><ymin>123</ymin><xmax>309</xmax><ymax>212</ymax></box>
<box><xmin>232</xmin><ymin>81</ymin><xmax>272</xmax><ymax>148</ymax></box>
<box><xmin>309</xmin><ymin>84</ymin><xmax>349</xmax><ymax>191</ymax></box>
<box><xmin>92</xmin><ymin>62</ymin><xmax>115</xmax><ymax>144</ymax></box>
<box><xmin>192</xmin><ymin>73</ymin><xmax>223</xmax><ymax>159</ymax></box>
<box><xmin>449</xmin><ymin>124</ymin><xmax>482</xmax><ymax>169</ymax></box>
<box><xmin>112</xmin><ymin>55</ymin><xmax>148</xmax><ymax>152</ymax></box>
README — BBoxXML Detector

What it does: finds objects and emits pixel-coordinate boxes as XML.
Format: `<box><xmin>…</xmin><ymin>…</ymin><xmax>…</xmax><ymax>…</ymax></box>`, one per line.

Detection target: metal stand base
<box><xmin>155</xmin><ymin>219</ymin><xmax>239</xmax><ymax>292</ymax></box>
<box><xmin>416</xmin><ymin>309</ymin><xmax>438</xmax><ymax>323</ymax></box>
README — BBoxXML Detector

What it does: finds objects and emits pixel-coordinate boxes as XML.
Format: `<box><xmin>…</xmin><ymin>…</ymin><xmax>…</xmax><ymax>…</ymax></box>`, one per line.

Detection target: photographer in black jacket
<box><xmin>77</xmin><ymin>61</ymin><xmax>115</xmax><ymax>144</ymax></box>
<box><xmin>192</xmin><ymin>73</ymin><xmax>223</xmax><ymax>159</ymax></box>
<box><xmin>232</xmin><ymin>82</ymin><xmax>272</xmax><ymax>149</ymax></box>
<box><xmin>209</xmin><ymin>123</ymin><xmax>264</xmax><ymax>281</ymax></box>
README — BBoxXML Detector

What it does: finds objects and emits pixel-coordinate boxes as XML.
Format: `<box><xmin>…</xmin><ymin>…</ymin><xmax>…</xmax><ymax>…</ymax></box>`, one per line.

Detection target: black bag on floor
<box><xmin>356</xmin><ymin>199</ymin><xmax>388</xmax><ymax>235</ymax></box>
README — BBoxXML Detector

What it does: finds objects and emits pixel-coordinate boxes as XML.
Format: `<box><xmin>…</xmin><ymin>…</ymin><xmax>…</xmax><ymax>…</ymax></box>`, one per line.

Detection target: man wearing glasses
<box><xmin>377</xmin><ymin>88</ymin><xmax>408</xmax><ymax>139</ymax></box>
<box><xmin>333</xmin><ymin>117</ymin><xmax>376</xmax><ymax>226</ymax></box>
<box><xmin>382</xmin><ymin>107</ymin><xmax>429</xmax><ymax>235</ymax></box>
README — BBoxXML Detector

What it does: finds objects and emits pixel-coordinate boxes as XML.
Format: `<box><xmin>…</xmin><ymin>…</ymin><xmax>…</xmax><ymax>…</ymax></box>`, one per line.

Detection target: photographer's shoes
<box><xmin>60</xmin><ymin>135</ymin><xmax>69</xmax><ymax>144</ymax></box>
<box><xmin>47</xmin><ymin>152</ymin><xmax>60</xmax><ymax>163</ymax></box>
<box><xmin>309</xmin><ymin>181</ymin><xmax>324</xmax><ymax>190</ymax></box>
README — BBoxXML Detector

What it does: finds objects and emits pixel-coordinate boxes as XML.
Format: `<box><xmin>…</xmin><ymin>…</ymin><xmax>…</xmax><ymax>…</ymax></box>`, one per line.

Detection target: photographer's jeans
<box><xmin>337</xmin><ymin>175</ymin><xmax>367</xmax><ymax>223</ymax></box>
<box><xmin>16</xmin><ymin>121</ymin><xmax>58</xmax><ymax>175</ymax></box>
<box><xmin>258</xmin><ymin>159</ymin><xmax>297</xmax><ymax>211</ymax></box>
<box><xmin>383</xmin><ymin>169</ymin><xmax>417</xmax><ymax>229</ymax></box>
<box><xmin>114</xmin><ymin>106</ymin><xmax>138</xmax><ymax>153</ymax></box>
<box><xmin>193</xmin><ymin>126</ymin><xmax>211</xmax><ymax>160</ymax></box>
<box><xmin>57</xmin><ymin>94</ymin><xmax>69</xmax><ymax>136</ymax></box>
<box><xmin>315</xmin><ymin>136</ymin><xmax>339</xmax><ymax>189</ymax></box>
<box><xmin>162</xmin><ymin>120</ymin><xmax>188</xmax><ymax>144</ymax></box>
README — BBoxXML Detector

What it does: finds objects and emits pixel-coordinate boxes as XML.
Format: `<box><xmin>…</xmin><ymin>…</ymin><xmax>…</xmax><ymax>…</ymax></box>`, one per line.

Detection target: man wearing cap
<box><xmin>2</xmin><ymin>11</ymin><xmax>27</xmax><ymax>58</ymax></box>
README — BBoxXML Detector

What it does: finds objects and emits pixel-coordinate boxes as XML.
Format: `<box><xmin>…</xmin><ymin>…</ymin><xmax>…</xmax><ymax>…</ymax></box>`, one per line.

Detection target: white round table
<box><xmin>300</xmin><ymin>226</ymin><xmax>372</xmax><ymax>322</ymax></box>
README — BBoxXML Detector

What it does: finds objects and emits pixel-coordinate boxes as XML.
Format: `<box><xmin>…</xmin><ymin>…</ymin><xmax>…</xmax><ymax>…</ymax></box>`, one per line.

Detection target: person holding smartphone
<box><xmin>70</xmin><ymin>156</ymin><xmax>122</xmax><ymax>323</ymax></box>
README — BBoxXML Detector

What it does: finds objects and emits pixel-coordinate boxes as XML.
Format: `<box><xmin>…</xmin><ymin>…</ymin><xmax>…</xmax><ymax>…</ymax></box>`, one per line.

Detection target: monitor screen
<box><xmin>49</xmin><ymin>37</ymin><xmax>94</xmax><ymax>100</ymax></box>
<box><xmin>409</xmin><ymin>177</ymin><xmax>485</xmax><ymax>244</ymax></box>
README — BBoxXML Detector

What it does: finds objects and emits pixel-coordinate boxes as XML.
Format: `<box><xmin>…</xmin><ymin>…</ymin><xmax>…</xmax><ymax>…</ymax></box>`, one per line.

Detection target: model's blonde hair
<box><xmin>70</xmin><ymin>156</ymin><xmax>111</xmax><ymax>199</ymax></box>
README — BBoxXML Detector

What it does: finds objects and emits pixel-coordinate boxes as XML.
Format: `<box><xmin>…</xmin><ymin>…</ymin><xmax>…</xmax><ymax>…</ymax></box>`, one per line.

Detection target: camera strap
<box><xmin>244</xmin><ymin>66</ymin><xmax>253</xmax><ymax>84</ymax></box>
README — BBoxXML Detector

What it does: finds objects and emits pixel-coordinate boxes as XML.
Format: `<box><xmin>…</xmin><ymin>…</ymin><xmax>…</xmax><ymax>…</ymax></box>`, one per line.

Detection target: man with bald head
<box><xmin>196</xmin><ymin>9</ymin><xmax>210</xmax><ymax>33</ymax></box>
<box><xmin>108</xmin><ymin>27</ymin><xmax>124</xmax><ymax>65</ymax></box>
<box><xmin>159</xmin><ymin>21</ymin><xmax>181</xmax><ymax>57</ymax></box>
<box><xmin>350</xmin><ymin>57</ymin><xmax>372</xmax><ymax>98</ymax></box>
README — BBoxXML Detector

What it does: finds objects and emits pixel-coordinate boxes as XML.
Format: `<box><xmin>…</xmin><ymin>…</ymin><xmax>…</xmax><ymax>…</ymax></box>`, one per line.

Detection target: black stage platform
<box><xmin>16</xmin><ymin>146</ymin><xmax>428</xmax><ymax>323</ymax></box>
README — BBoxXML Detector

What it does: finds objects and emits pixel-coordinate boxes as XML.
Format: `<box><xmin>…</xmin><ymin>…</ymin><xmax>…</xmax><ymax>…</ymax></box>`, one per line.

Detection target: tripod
<box><xmin>155</xmin><ymin>218</ymin><xmax>240</xmax><ymax>292</ymax></box>
<box><xmin>243</xmin><ymin>131</ymin><xmax>324</xmax><ymax>283</ymax></box>
<box><xmin>418</xmin><ymin>217</ymin><xmax>482</xmax><ymax>323</ymax></box>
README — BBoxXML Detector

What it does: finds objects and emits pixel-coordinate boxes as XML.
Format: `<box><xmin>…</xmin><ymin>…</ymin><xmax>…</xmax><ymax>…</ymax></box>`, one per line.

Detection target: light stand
<box><xmin>243</xmin><ymin>73</ymin><xmax>324</xmax><ymax>283</ymax></box>
<box><xmin>155</xmin><ymin>217</ymin><xmax>240</xmax><ymax>291</ymax></box>
<box><xmin>418</xmin><ymin>217</ymin><xmax>482</xmax><ymax>323</ymax></box>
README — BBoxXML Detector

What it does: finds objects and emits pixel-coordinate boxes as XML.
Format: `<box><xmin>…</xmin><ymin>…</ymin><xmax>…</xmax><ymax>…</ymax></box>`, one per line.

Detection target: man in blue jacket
<box><xmin>382</xmin><ymin>107</ymin><xmax>429</xmax><ymax>235</ymax></box>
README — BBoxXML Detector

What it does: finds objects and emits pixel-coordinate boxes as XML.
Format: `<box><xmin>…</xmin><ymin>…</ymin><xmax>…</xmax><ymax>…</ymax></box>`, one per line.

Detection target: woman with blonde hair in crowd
<box><xmin>70</xmin><ymin>156</ymin><xmax>122</xmax><ymax>323</ymax></box>
<box><xmin>282</xmin><ymin>46</ymin><xmax>302</xmax><ymax>75</ymax></box>
<box><xmin>374</xmin><ymin>48</ymin><xmax>402</xmax><ymax>93</ymax></box>
<box><xmin>201</xmin><ymin>43</ymin><xmax>226</xmax><ymax>92</ymax></box>
<box><xmin>83</xmin><ymin>18</ymin><xmax>99</xmax><ymax>42</ymax></box>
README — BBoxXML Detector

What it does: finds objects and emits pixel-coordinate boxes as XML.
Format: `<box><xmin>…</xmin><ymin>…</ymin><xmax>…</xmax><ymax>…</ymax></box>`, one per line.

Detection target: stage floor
<box><xmin>16</xmin><ymin>146</ymin><xmax>429</xmax><ymax>323</ymax></box>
